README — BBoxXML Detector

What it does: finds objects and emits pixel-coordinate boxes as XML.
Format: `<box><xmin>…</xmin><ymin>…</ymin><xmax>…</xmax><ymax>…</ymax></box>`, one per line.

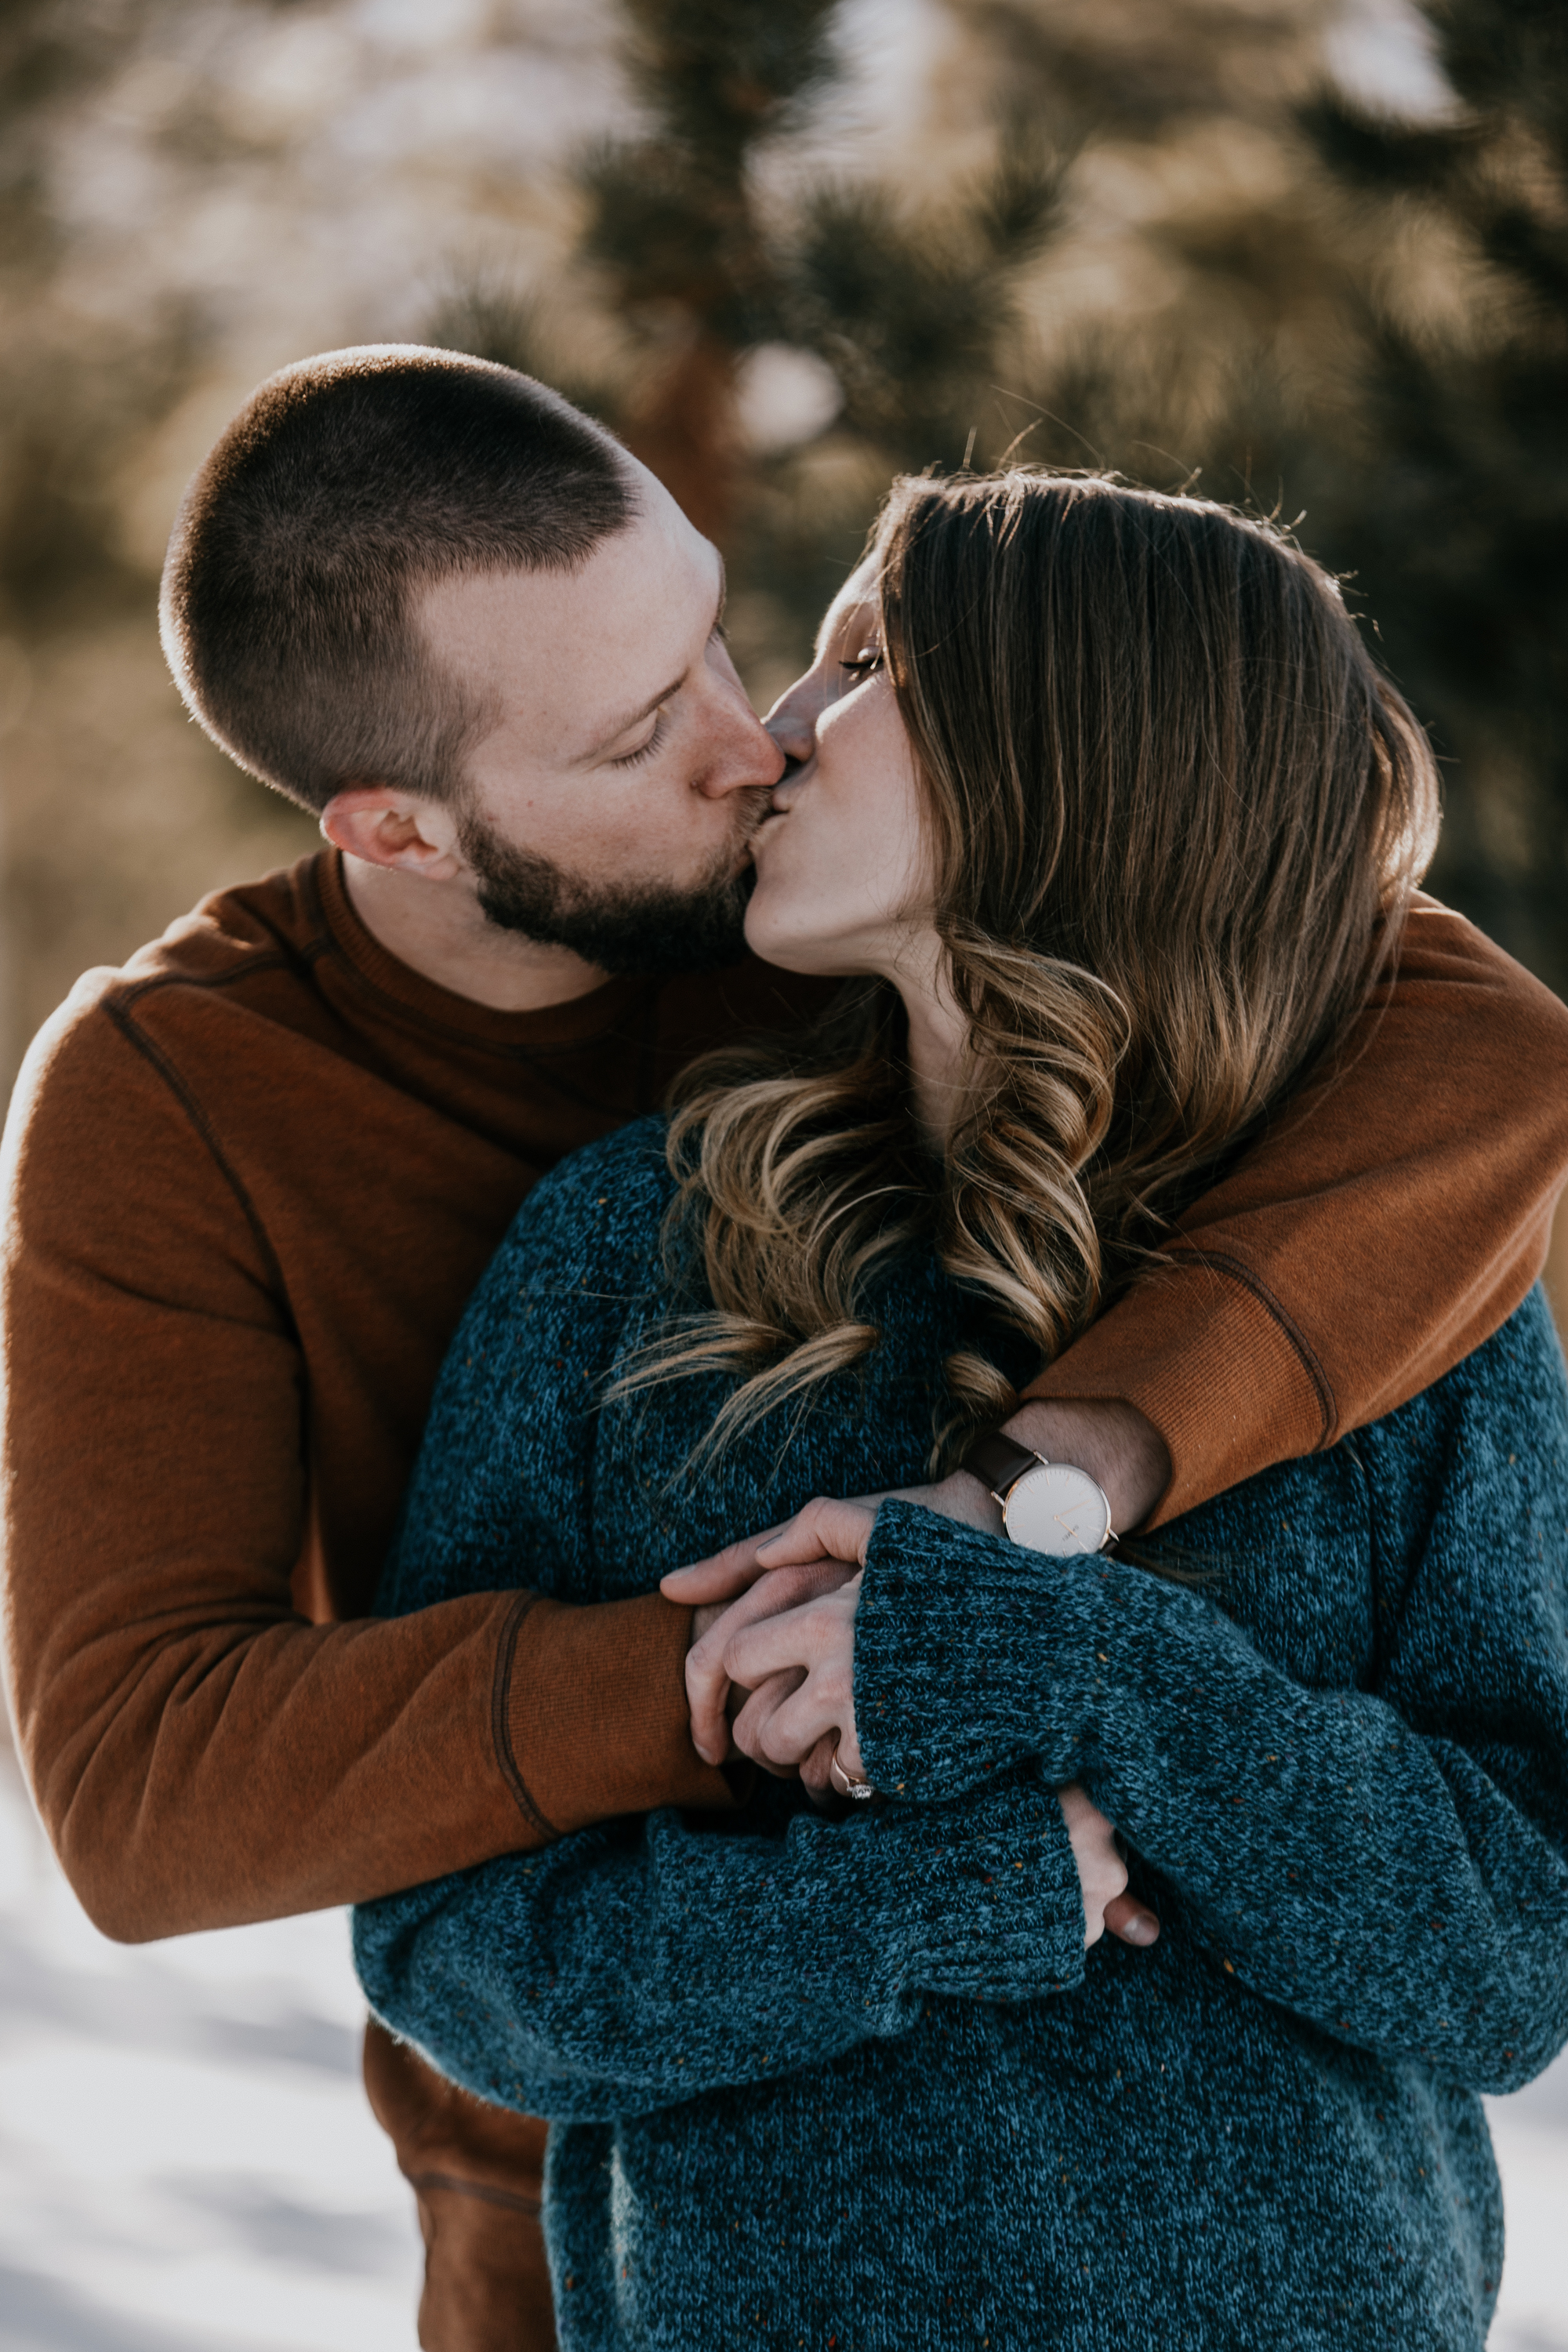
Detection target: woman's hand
<box><xmin>664</xmin><ymin>1498</ymin><xmax>875</xmax><ymax>1774</ymax></box>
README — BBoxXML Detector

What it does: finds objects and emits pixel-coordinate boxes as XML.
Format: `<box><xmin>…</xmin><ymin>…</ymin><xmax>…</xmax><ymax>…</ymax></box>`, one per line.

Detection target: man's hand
<box><xmin>907</xmin><ymin>1396</ymin><xmax>1172</xmax><ymax>1547</ymax></box>
<box><xmin>1058</xmin><ymin>1782</ymin><xmax>1135</xmax><ymax>1947</ymax></box>
<box><xmin>662</xmin><ymin>1498</ymin><xmax>1160</xmax><ymax>1951</ymax></box>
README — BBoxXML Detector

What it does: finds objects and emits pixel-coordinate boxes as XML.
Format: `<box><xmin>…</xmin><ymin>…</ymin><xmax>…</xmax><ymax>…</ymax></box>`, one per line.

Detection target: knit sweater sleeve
<box><xmin>854</xmin><ymin>1294</ymin><xmax>1568</xmax><ymax>2096</ymax></box>
<box><xmin>354</xmin><ymin>1770</ymin><xmax>1084</xmax><ymax>2122</ymax></box>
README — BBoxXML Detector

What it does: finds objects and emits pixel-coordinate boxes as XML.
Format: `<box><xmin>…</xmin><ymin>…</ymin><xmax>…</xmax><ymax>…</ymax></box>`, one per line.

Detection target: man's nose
<box><xmin>699</xmin><ymin>701</ymin><xmax>786</xmax><ymax>798</ymax></box>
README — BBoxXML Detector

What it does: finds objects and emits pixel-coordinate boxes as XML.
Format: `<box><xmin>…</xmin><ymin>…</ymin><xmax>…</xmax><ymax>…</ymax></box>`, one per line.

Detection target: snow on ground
<box><xmin>2</xmin><ymin>1733</ymin><xmax>1566</xmax><ymax>2349</ymax></box>
<box><xmin>0</xmin><ymin>1740</ymin><xmax>419</xmax><ymax>2351</ymax></box>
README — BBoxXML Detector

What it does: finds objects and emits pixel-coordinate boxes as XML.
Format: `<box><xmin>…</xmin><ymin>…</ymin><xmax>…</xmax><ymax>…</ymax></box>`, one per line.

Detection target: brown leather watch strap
<box><xmin>962</xmin><ymin>1430</ymin><xmax>1044</xmax><ymax>1502</ymax></box>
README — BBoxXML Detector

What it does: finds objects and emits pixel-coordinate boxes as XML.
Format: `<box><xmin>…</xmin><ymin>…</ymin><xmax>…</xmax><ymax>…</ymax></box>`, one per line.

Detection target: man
<box><xmin>3</xmin><ymin>346</ymin><xmax>1566</xmax><ymax>2352</ymax></box>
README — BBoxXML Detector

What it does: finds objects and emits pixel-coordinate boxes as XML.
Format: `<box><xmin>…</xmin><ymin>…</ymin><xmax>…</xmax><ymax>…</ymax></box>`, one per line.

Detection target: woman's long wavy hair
<box><xmin>620</xmin><ymin>469</ymin><xmax>1440</xmax><ymax>1471</ymax></box>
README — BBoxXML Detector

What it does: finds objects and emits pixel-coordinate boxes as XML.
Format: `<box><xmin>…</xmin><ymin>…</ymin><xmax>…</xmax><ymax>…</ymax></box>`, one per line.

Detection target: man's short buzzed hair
<box><xmin>159</xmin><ymin>345</ymin><xmax>638</xmax><ymax>812</ymax></box>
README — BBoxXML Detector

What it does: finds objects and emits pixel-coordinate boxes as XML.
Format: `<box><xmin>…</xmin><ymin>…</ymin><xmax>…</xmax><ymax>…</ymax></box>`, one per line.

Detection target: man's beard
<box><xmin>457</xmin><ymin>801</ymin><xmax>762</xmax><ymax>977</ymax></box>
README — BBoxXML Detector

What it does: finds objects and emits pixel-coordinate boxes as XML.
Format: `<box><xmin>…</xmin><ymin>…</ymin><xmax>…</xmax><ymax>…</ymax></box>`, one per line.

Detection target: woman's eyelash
<box><xmin>611</xmin><ymin>713</ymin><xmax>667</xmax><ymax>769</ymax></box>
<box><xmin>840</xmin><ymin>651</ymin><xmax>884</xmax><ymax>677</ymax></box>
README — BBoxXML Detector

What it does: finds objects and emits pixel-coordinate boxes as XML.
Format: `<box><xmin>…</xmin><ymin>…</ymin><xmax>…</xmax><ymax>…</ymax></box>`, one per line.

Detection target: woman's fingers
<box><xmin>684</xmin><ymin>1558</ymin><xmax>857</xmax><ymax>1763</ymax></box>
<box><xmin>731</xmin><ymin>1668</ymin><xmax>807</xmax><ymax>1777</ymax></box>
<box><xmin>725</xmin><ymin>1580</ymin><xmax>863</xmax><ymax>1773</ymax></box>
<box><xmin>673</xmin><ymin>1497</ymin><xmax>877</xmax><ymax>1763</ymax></box>
<box><xmin>1054</xmin><ymin>1785</ymin><xmax>1160</xmax><ymax>1948</ymax></box>
<box><xmin>797</xmin><ymin>1729</ymin><xmax>841</xmax><ymax>1801</ymax></box>
<box><xmin>721</xmin><ymin>1573</ymin><xmax>862</xmax><ymax>1694</ymax></box>
<box><xmin>729</xmin><ymin>1670</ymin><xmax>811</xmax><ymax>1771</ymax></box>
<box><xmin>750</xmin><ymin>1664</ymin><xmax>851</xmax><ymax>1768</ymax></box>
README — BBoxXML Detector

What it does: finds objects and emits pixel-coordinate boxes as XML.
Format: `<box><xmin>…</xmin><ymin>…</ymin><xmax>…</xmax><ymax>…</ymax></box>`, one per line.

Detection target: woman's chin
<box><xmin>743</xmin><ymin>902</ymin><xmax>855</xmax><ymax>978</ymax></box>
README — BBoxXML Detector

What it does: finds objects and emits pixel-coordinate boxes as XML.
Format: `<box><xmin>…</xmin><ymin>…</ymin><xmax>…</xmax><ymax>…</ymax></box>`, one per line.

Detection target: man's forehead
<box><xmin>413</xmin><ymin>517</ymin><xmax>720</xmax><ymax>753</ymax></box>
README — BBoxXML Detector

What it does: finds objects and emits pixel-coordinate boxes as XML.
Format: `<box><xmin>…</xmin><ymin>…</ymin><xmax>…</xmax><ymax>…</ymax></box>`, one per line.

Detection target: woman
<box><xmin>354</xmin><ymin>471</ymin><xmax>1568</xmax><ymax>2348</ymax></box>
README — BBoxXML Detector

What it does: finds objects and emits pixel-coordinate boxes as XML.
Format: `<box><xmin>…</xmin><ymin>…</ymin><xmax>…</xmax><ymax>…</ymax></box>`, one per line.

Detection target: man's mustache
<box><xmin>731</xmin><ymin>784</ymin><xmax>778</xmax><ymax>858</ymax></box>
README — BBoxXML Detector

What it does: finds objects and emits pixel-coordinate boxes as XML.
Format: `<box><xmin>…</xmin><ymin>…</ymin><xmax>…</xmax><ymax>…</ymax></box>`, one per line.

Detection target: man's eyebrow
<box><xmin>579</xmin><ymin>563</ymin><xmax>728</xmax><ymax>763</ymax></box>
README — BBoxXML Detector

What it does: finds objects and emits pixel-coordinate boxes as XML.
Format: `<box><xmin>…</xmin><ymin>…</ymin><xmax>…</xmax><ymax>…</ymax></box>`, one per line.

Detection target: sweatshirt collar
<box><xmin>313</xmin><ymin>850</ymin><xmax>648</xmax><ymax>1052</ymax></box>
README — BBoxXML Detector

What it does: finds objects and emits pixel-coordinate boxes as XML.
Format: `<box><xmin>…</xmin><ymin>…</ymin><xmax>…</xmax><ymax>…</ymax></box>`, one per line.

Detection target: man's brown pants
<box><xmin>365</xmin><ymin>2017</ymin><xmax>557</xmax><ymax>2350</ymax></box>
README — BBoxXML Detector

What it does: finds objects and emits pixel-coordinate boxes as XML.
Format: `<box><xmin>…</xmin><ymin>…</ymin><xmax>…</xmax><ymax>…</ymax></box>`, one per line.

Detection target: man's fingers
<box><xmin>694</xmin><ymin>1562</ymin><xmax>852</xmax><ymax>1682</ymax></box>
<box><xmin>1102</xmin><ymin>1891</ymin><xmax>1161</xmax><ymax>1949</ymax></box>
<box><xmin>662</xmin><ymin>1526</ymin><xmax>788</xmax><ymax>1605</ymax></box>
<box><xmin>685</xmin><ymin>1649</ymin><xmax>737</xmax><ymax>1766</ymax></box>
<box><xmin>665</xmin><ymin>1489</ymin><xmax>870</xmax><ymax>1602</ymax></box>
<box><xmin>755</xmin><ymin>1497</ymin><xmax>876</xmax><ymax>1571</ymax></box>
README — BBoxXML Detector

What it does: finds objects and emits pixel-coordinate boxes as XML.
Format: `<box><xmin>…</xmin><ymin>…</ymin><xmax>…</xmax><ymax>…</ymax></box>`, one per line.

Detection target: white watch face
<box><xmin>1004</xmin><ymin>1461</ymin><xmax>1112</xmax><ymax>1556</ymax></box>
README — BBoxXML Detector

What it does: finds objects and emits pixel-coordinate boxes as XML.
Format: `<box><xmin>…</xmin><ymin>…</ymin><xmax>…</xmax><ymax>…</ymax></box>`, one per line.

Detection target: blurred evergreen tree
<box><xmin>0</xmin><ymin>0</ymin><xmax>204</xmax><ymax>635</ymax></box>
<box><xmin>1300</xmin><ymin>1</ymin><xmax>1568</xmax><ymax>985</ymax></box>
<box><xmin>434</xmin><ymin>0</ymin><xmax>1068</xmax><ymax>691</ymax></box>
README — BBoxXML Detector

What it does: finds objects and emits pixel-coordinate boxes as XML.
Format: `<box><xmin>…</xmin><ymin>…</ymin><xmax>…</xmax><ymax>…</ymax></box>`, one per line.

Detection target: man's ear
<box><xmin>319</xmin><ymin>786</ymin><xmax>464</xmax><ymax>880</ymax></box>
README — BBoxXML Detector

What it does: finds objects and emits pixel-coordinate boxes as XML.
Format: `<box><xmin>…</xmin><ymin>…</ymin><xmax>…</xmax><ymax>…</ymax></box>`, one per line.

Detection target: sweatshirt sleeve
<box><xmin>0</xmin><ymin>994</ymin><xmax>728</xmax><ymax>1943</ymax></box>
<box><xmin>853</xmin><ymin>1299</ymin><xmax>1568</xmax><ymax>2094</ymax></box>
<box><xmin>1029</xmin><ymin>898</ymin><xmax>1568</xmax><ymax>1523</ymax></box>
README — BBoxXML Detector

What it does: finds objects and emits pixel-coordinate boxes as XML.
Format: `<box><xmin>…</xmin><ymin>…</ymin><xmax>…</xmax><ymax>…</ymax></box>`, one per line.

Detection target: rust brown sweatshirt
<box><xmin>4</xmin><ymin>855</ymin><xmax>1567</xmax><ymax>2350</ymax></box>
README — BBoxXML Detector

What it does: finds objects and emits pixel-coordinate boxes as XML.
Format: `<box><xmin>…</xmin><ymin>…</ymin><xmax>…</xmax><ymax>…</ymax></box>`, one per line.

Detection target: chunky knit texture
<box><xmin>356</xmin><ymin>1117</ymin><xmax>1568</xmax><ymax>2350</ymax></box>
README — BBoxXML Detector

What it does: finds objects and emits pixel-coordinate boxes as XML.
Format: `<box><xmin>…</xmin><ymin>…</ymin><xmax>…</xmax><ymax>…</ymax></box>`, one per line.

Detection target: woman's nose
<box><xmin>764</xmin><ymin>673</ymin><xmax>829</xmax><ymax>768</ymax></box>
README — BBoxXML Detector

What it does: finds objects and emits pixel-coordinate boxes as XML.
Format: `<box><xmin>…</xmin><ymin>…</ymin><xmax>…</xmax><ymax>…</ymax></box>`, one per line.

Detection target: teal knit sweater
<box><xmin>354</xmin><ymin>1118</ymin><xmax>1568</xmax><ymax>2350</ymax></box>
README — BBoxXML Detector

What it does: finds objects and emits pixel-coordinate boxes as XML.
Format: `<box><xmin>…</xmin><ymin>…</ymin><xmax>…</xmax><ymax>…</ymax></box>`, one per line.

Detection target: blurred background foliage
<box><xmin>2</xmin><ymin>0</ymin><xmax>1566</xmax><ymax>1093</ymax></box>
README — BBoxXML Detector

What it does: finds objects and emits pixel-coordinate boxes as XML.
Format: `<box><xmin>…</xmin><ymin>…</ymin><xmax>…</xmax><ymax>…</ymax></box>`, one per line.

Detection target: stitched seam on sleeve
<box><xmin>1167</xmin><ymin>1246</ymin><xmax>1336</xmax><ymax>1446</ymax></box>
<box><xmin>114</xmin><ymin>946</ymin><xmax>323</xmax><ymax>1011</ymax></box>
<box><xmin>490</xmin><ymin>1590</ymin><xmax>561</xmax><ymax>1842</ymax></box>
<box><xmin>102</xmin><ymin>1000</ymin><xmax>301</xmax><ymax>1344</ymax></box>
<box><xmin>406</xmin><ymin>2169</ymin><xmax>542</xmax><ymax>2216</ymax></box>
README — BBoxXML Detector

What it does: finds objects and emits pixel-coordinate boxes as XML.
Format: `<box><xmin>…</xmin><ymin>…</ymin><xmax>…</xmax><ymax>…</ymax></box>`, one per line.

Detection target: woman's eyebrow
<box><xmin>816</xmin><ymin>597</ymin><xmax>873</xmax><ymax>659</ymax></box>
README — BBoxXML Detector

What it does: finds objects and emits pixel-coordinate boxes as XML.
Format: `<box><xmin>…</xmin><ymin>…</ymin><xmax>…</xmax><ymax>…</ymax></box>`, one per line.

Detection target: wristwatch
<box><xmin>961</xmin><ymin>1431</ymin><xmax>1116</xmax><ymax>1558</ymax></box>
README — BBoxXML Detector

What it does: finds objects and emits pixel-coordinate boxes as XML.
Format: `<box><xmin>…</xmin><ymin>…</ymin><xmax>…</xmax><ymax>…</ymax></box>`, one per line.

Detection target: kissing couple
<box><xmin>6</xmin><ymin>346</ymin><xmax>1568</xmax><ymax>2350</ymax></box>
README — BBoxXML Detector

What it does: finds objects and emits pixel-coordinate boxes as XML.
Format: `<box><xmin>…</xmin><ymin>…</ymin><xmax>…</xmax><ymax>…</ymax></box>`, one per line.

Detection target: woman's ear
<box><xmin>319</xmin><ymin>786</ymin><xmax>464</xmax><ymax>880</ymax></box>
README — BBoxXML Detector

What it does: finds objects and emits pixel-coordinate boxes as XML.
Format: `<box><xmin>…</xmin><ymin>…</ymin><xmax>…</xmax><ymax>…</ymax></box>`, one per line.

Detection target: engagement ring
<box><xmin>829</xmin><ymin>1744</ymin><xmax>876</xmax><ymax>1802</ymax></box>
